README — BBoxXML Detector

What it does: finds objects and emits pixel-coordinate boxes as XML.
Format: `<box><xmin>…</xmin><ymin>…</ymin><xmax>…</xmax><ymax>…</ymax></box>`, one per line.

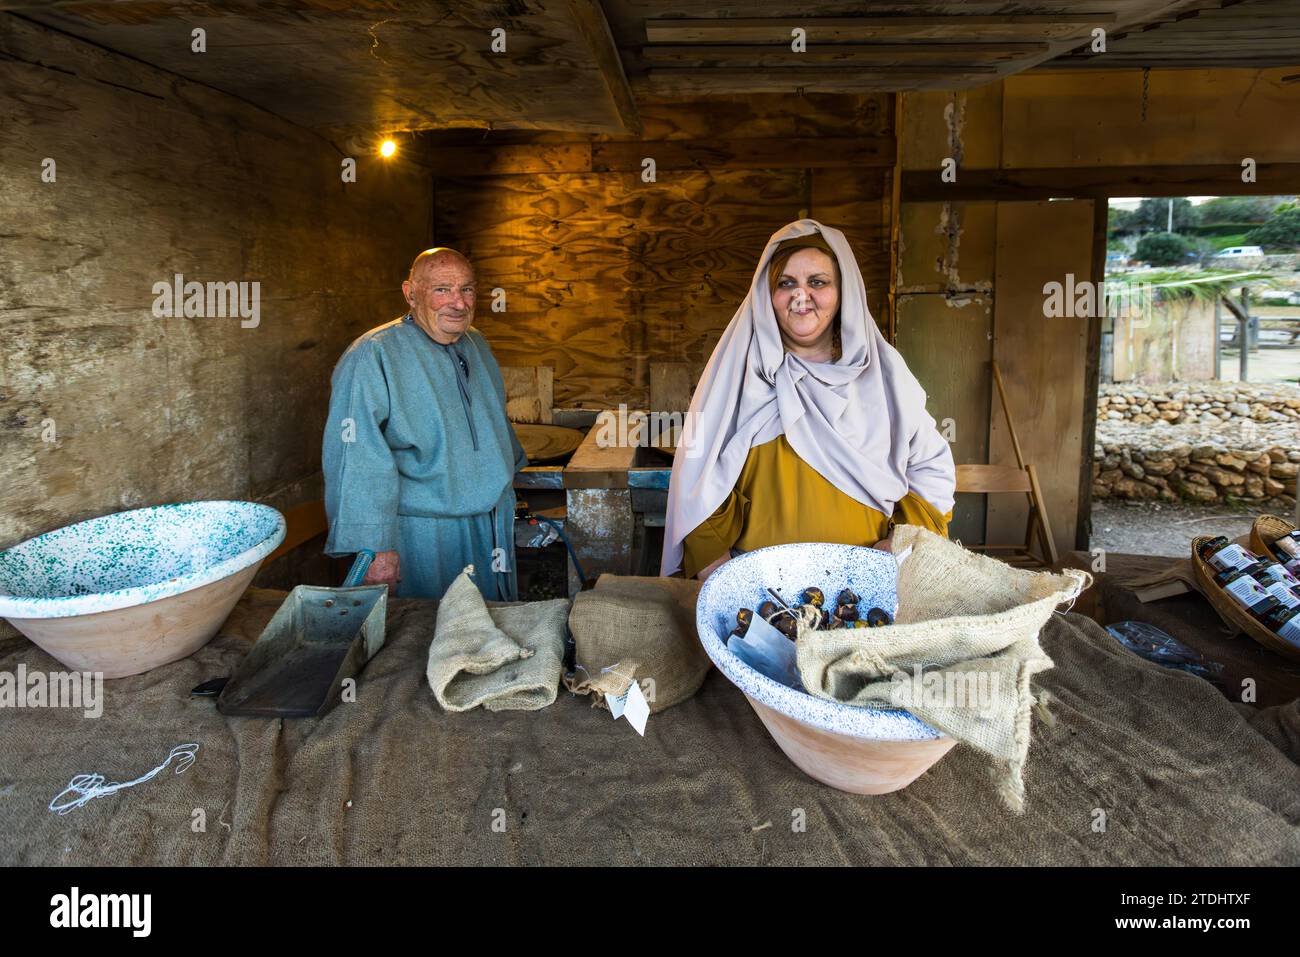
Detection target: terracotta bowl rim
<box><xmin>0</xmin><ymin>500</ymin><xmax>286</xmax><ymax>620</ymax></box>
<box><xmin>696</xmin><ymin>541</ymin><xmax>942</xmax><ymax>742</ymax></box>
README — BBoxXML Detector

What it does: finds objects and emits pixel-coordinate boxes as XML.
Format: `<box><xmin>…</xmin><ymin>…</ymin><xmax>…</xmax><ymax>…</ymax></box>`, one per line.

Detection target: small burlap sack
<box><xmin>796</xmin><ymin>525</ymin><xmax>1091</xmax><ymax>813</ymax></box>
<box><xmin>564</xmin><ymin>574</ymin><xmax>711</xmax><ymax>714</ymax></box>
<box><xmin>426</xmin><ymin>566</ymin><xmax>570</xmax><ymax>712</ymax></box>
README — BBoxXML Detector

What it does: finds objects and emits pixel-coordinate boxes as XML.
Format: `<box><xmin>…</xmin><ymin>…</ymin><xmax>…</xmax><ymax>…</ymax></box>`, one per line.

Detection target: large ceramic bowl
<box><xmin>697</xmin><ymin>542</ymin><xmax>957</xmax><ymax>794</ymax></box>
<box><xmin>0</xmin><ymin>501</ymin><xmax>285</xmax><ymax>678</ymax></box>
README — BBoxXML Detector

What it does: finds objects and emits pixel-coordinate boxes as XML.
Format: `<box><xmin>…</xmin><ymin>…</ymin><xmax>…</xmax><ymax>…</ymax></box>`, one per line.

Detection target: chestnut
<box><xmin>865</xmin><ymin>607</ymin><xmax>892</xmax><ymax>627</ymax></box>
<box><xmin>836</xmin><ymin>588</ymin><xmax>860</xmax><ymax>607</ymax></box>
<box><xmin>800</xmin><ymin>586</ymin><xmax>825</xmax><ymax>608</ymax></box>
<box><xmin>835</xmin><ymin>603</ymin><xmax>859</xmax><ymax>622</ymax></box>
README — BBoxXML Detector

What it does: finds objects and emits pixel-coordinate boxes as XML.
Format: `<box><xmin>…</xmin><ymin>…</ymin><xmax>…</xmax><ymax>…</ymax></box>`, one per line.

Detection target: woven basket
<box><xmin>1191</xmin><ymin>535</ymin><xmax>1300</xmax><ymax>663</ymax></box>
<box><xmin>1250</xmin><ymin>514</ymin><xmax>1297</xmax><ymax>561</ymax></box>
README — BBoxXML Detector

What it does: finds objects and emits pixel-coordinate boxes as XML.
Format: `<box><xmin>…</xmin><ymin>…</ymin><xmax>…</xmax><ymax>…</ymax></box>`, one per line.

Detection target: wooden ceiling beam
<box><xmin>902</xmin><ymin>163</ymin><xmax>1300</xmax><ymax>201</ymax></box>
<box><xmin>635</xmin><ymin>67</ymin><xmax>998</xmax><ymax>96</ymax></box>
<box><xmin>638</xmin><ymin>42</ymin><xmax>1052</xmax><ymax>65</ymax></box>
<box><xmin>644</xmin><ymin>15</ymin><xmax>1117</xmax><ymax>44</ymax></box>
<box><xmin>566</xmin><ymin>0</ymin><xmax>642</xmax><ymax>135</ymax></box>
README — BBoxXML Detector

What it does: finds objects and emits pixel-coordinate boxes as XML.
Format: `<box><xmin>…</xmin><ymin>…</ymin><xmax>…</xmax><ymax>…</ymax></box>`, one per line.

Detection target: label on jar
<box><xmin>1258</xmin><ymin>563</ymin><xmax>1300</xmax><ymax>590</ymax></box>
<box><xmin>1268</xmin><ymin>561</ymin><xmax>1300</xmax><ymax>590</ymax></box>
<box><xmin>1223</xmin><ymin>574</ymin><xmax>1271</xmax><ymax>610</ymax></box>
<box><xmin>1275</xmin><ymin>535</ymin><xmax>1300</xmax><ymax>559</ymax></box>
<box><xmin>1263</xmin><ymin>582</ymin><xmax>1300</xmax><ymax>609</ymax></box>
<box><xmin>1278</xmin><ymin>616</ymin><xmax>1300</xmax><ymax>646</ymax></box>
<box><xmin>1208</xmin><ymin>543</ymin><xmax>1256</xmax><ymax>571</ymax></box>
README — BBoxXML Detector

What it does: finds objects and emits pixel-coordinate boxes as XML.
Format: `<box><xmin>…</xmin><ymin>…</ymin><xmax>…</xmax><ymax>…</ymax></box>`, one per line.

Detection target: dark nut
<box><xmin>836</xmin><ymin>588</ymin><xmax>859</xmax><ymax>607</ymax></box>
<box><xmin>800</xmin><ymin>586</ymin><xmax>825</xmax><ymax>608</ymax></box>
<box><xmin>835</xmin><ymin>603</ymin><xmax>859</xmax><ymax>622</ymax></box>
<box><xmin>865</xmin><ymin>607</ymin><xmax>893</xmax><ymax>627</ymax></box>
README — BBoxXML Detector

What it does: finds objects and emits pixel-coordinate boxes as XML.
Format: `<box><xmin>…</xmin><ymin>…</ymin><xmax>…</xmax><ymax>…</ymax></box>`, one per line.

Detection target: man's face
<box><xmin>403</xmin><ymin>257</ymin><xmax>476</xmax><ymax>344</ymax></box>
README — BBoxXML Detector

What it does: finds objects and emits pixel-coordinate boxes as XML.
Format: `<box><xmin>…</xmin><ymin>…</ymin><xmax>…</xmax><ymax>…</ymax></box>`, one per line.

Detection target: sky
<box><xmin>1108</xmin><ymin>196</ymin><xmax>1219</xmax><ymax>210</ymax></box>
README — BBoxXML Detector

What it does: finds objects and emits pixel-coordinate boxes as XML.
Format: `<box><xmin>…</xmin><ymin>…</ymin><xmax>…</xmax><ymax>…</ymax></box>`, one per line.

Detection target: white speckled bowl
<box><xmin>0</xmin><ymin>501</ymin><xmax>285</xmax><ymax>678</ymax></box>
<box><xmin>697</xmin><ymin>542</ymin><xmax>957</xmax><ymax>794</ymax></box>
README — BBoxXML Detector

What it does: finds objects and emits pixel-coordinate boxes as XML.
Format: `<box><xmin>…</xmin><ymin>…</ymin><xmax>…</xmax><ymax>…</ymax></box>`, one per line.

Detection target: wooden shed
<box><xmin>3</xmin><ymin>0</ymin><xmax>1300</xmax><ymax>878</ymax></box>
<box><xmin>5</xmin><ymin>0</ymin><xmax>1299</xmax><ymax>582</ymax></box>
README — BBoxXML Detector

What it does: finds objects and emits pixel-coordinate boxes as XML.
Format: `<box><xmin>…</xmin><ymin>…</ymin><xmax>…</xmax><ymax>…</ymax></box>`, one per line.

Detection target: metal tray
<box><xmin>216</xmin><ymin>583</ymin><xmax>388</xmax><ymax>718</ymax></box>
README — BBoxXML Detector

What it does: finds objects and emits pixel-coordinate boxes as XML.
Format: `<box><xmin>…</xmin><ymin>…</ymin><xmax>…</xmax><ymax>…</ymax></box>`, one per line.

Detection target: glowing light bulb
<box><xmin>380</xmin><ymin>139</ymin><xmax>397</xmax><ymax>158</ymax></box>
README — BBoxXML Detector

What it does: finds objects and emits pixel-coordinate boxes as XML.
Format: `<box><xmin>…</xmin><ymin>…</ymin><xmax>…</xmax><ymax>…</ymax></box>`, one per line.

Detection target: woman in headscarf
<box><xmin>661</xmin><ymin>219</ymin><xmax>956</xmax><ymax>580</ymax></box>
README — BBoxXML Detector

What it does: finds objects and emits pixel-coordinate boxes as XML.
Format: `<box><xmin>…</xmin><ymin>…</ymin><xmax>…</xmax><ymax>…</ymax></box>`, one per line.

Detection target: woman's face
<box><xmin>771</xmin><ymin>248</ymin><xmax>840</xmax><ymax>354</ymax></box>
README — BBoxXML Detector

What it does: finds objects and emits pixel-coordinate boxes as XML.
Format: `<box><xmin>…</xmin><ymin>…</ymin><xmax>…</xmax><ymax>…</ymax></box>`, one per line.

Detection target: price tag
<box><xmin>608</xmin><ymin>679</ymin><xmax>649</xmax><ymax>736</ymax></box>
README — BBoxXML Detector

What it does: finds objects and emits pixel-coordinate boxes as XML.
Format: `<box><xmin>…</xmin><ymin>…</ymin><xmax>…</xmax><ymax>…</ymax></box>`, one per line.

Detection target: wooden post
<box><xmin>886</xmin><ymin>91</ymin><xmax>903</xmax><ymax>345</ymax></box>
<box><xmin>1243</xmin><ymin>288</ymin><xmax>1257</xmax><ymax>351</ymax></box>
<box><xmin>1213</xmin><ymin>296</ymin><xmax>1222</xmax><ymax>380</ymax></box>
<box><xmin>1238</xmin><ymin>289</ymin><xmax>1249</xmax><ymax>383</ymax></box>
<box><xmin>1239</xmin><ymin>315</ymin><xmax>1248</xmax><ymax>382</ymax></box>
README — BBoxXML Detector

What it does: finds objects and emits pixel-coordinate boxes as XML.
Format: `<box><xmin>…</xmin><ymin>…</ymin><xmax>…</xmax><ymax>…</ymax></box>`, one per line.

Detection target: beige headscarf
<box><xmin>660</xmin><ymin>219</ymin><xmax>956</xmax><ymax>576</ymax></box>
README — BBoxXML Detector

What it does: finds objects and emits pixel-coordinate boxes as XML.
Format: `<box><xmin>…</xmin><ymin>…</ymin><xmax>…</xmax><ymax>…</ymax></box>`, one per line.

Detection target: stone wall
<box><xmin>1093</xmin><ymin>443</ymin><xmax>1298</xmax><ymax>506</ymax></box>
<box><xmin>1098</xmin><ymin>383</ymin><xmax>1300</xmax><ymax>428</ymax></box>
<box><xmin>1093</xmin><ymin>383</ymin><xmax>1299</xmax><ymax>507</ymax></box>
<box><xmin>0</xmin><ymin>17</ymin><xmax>431</xmax><ymax>548</ymax></box>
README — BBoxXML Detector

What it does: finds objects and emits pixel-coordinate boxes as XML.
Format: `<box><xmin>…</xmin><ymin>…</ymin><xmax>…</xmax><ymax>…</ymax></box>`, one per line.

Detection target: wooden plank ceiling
<box><xmin>1039</xmin><ymin>0</ymin><xmax>1300</xmax><ymax>69</ymax></box>
<box><xmin>604</xmin><ymin>0</ymin><xmax>1220</xmax><ymax>94</ymax></box>
<box><xmin>4</xmin><ymin>0</ymin><xmax>639</xmax><ymax>137</ymax></box>
<box><xmin>4</xmin><ymin>0</ymin><xmax>1273</xmax><ymax>140</ymax></box>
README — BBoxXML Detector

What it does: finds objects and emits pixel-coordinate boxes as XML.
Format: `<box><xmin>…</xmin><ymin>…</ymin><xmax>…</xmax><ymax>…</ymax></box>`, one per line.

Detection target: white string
<box><xmin>48</xmin><ymin>743</ymin><xmax>199</xmax><ymax>816</ymax></box>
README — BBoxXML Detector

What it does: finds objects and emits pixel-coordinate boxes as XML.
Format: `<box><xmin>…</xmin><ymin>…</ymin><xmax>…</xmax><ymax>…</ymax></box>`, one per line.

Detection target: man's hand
<box><xmin>363</xmin><ymin>549</ymin><xmax>401</xmax><ymax>587</ymax></box>
<box><xmin>870</xmin><ymin>534</ymin><xmax>893</xmax><ymax>553</ymax></box>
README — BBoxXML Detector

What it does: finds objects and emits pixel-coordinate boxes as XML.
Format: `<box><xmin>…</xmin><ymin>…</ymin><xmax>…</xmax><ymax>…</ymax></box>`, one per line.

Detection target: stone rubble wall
<box><xmin>1093</xmin><ymin>383</ymin><xmax>1299</xmax><ymax>507</ymax></box>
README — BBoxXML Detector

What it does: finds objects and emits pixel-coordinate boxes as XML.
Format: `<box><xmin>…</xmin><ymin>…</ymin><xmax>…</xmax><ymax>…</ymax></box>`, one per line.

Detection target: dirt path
<box><xmin>1091</xmin><ymin>500</ymin><xmax>1262</xmax><ymax>558</ymax></box>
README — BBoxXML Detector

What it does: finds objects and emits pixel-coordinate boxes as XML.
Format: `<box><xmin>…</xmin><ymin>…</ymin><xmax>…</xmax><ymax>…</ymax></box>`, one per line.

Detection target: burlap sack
<box><xmin>426</xmin><ymin>566</ymin><xmax>570</xmax><ymax>713</ymax></box>
<box><xmin>564</xmin><ymin>574</ymin><xmax>710</xmax><ymax>714</ymax></box>
<box><xmin>796</xmin><ymin>525</ymin><xmax>1091</xmax><ymax>812</ymax></box>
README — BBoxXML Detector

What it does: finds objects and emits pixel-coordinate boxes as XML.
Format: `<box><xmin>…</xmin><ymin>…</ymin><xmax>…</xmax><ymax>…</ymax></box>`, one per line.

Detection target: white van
<box><xmin>1212</xmin><ymin>245</ymin><xmax>1265</xmax><ymax>260</ymax></box>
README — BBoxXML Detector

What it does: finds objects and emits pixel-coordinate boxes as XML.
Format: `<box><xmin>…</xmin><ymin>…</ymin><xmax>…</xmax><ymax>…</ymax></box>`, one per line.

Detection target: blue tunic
<box><xmin>322</xmin><ymin>315</ymin><xmax>527</xmax><ymax>600</ymax></box>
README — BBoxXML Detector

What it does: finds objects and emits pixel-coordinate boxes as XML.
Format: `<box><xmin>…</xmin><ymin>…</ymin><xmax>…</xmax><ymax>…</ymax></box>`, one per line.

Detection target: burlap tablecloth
<box><xmin>0</xmin><ymin>587</ymin><xmax>1296</xmax><ymax>865</ymax></box>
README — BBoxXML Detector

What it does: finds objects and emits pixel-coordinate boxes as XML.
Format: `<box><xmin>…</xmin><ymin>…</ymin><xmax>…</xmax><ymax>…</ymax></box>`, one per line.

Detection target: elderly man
<box><xmin>322</xmin><ymin>247</ymin><xmax>528</xmax><ymax>600</ymax></box>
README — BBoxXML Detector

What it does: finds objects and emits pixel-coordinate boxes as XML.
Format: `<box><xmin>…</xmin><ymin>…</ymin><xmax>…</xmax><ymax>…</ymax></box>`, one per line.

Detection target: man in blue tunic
<box><xmin>322</xmin><ymin>247</ymin><xmax>528</xmax><ymax>600</ymax></box>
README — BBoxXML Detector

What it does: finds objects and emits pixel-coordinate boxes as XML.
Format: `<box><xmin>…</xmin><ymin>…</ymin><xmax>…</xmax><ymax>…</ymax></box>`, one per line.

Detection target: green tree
<box><xmin>1135</xmin><ymin>231</ymin><xmax>1193</xmax><ymax>265</ymax></box>
<box><xmin>1132</xmin><ymin>198</ymin><xmax>1200</xmax><ymax>233</ymax></box>
<box><xmin>1245</xmin><ymin>207</ymin><xmax>1300</xmax><ymax>250</ymax></box>
<box><xmin>1108</xmin><ymin>206</ymin><xmax>1138</xmax><ymax>234</ymax></box>
<box><xmin>1197</xmin><ymin>195</ymin><xmax>1290</xmax><ymax>224</ymax></box>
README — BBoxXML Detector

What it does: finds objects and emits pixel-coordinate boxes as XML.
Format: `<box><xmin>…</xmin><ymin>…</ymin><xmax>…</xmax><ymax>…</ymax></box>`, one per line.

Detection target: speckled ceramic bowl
<box><xmin>697</xmin><ymin>542</ymin><xmax>957</xmax><ymax>794</ymax></box>
<box><xmin>0</xmin><ymin>501</ymin><xmax>285</xmax><ymax>678</ymax></box>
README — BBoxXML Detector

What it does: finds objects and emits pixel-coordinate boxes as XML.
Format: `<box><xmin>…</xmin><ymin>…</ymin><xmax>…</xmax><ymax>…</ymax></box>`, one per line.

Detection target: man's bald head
<box><xmin>408</xmin><ymin>247</ymin><xmax>474</xmax><ymax>284</ymax></box>
<box><xmin>402</xmin><ymin>247</ymin><xmax>477</xmax><ymax>345</ymax></box>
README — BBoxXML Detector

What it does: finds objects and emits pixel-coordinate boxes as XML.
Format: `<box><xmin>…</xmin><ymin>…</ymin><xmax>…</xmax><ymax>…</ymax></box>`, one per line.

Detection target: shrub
<box><xmin>1134</xmin><ymin>232</ymin><xmax>1193</xmax><ymax>266</ymax></box>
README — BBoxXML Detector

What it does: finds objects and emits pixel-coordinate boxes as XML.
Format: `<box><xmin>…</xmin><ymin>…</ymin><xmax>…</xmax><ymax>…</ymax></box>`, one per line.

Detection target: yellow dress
<box><xmin>680</xmin><ymin>434</ymin><xmax>953</xmax><ymax>579</ymax></box>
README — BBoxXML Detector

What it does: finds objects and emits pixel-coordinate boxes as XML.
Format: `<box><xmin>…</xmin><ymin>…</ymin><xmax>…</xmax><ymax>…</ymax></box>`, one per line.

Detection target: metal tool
<box><xmin>213</xmin><ymin>550</ymin><xmax>388</xmax><ymax>718</ymax></box>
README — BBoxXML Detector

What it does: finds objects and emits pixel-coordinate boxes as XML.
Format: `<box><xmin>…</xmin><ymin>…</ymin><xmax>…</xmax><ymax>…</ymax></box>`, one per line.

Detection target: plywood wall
<box><xmin>987</xmin><ymin>199</ymin><xmax>1096</xmax><ymax>558</ymax></box>
<box><xmin>430</xmin><ymin>94</ymin><xmax>895</xmax><ymax>408</ymax></box>
<box><xmin>895</xmin><ymin>200</ymin><xmax>998</xmax><ymax>545</ymax></box>
<box><xmin>0</xmin><ymin>17</ymin><xmax>431</xmax><ymax>549</ymax></box>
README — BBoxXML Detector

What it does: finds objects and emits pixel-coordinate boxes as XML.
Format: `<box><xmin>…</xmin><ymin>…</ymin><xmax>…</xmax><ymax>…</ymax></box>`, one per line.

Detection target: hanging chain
<box><xmin>1140</xmin><ymin>67</ymin><xmax>1150</xmax><ymax>123</ymax></box>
